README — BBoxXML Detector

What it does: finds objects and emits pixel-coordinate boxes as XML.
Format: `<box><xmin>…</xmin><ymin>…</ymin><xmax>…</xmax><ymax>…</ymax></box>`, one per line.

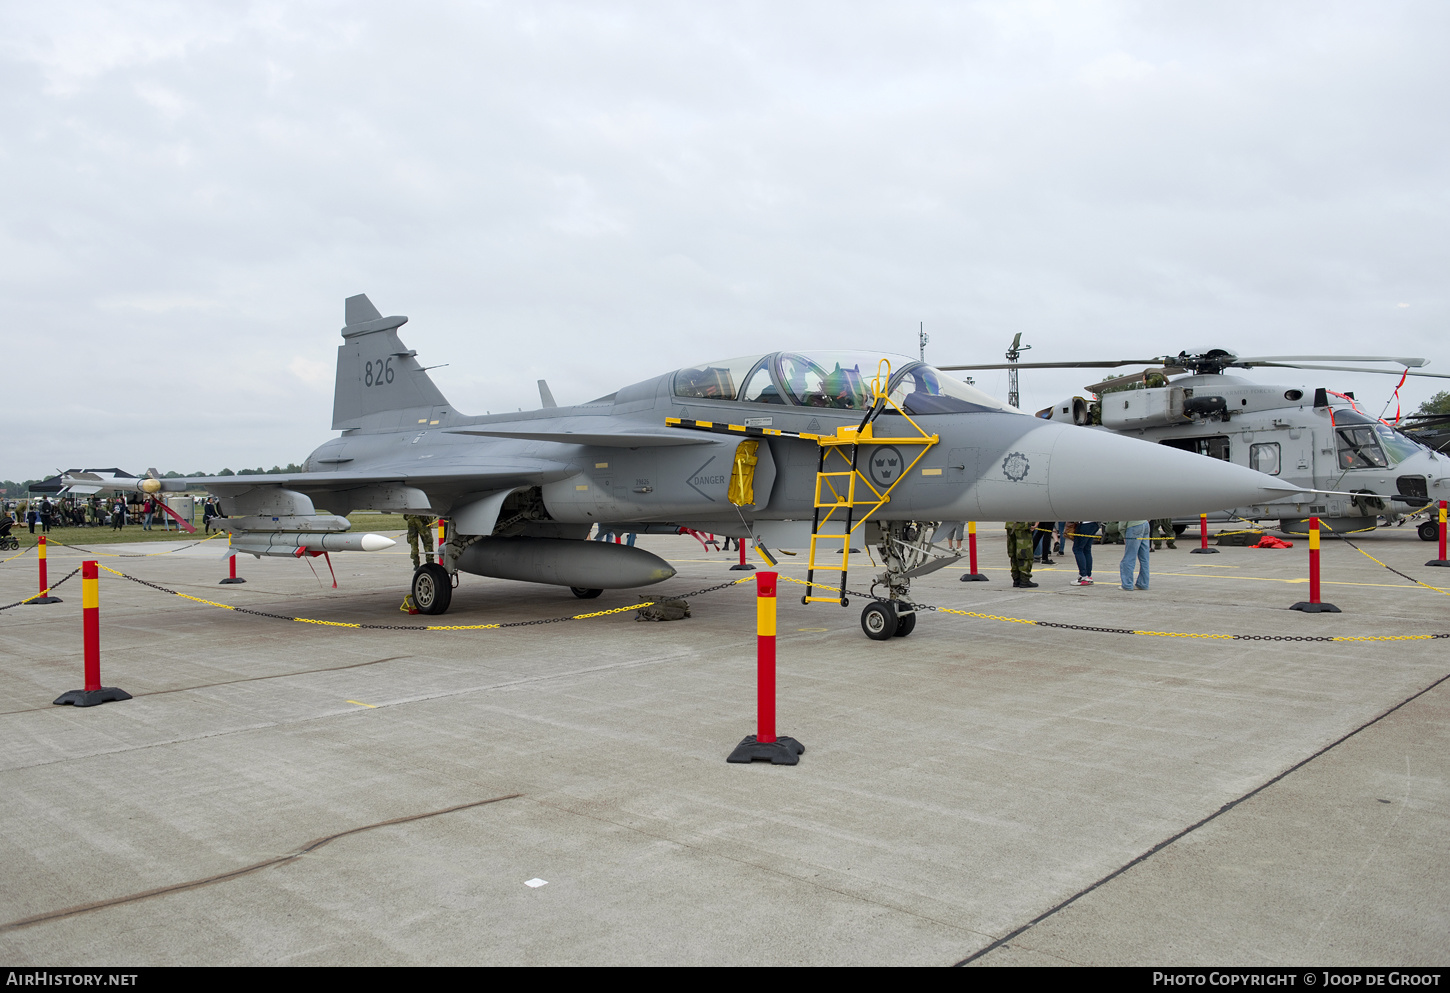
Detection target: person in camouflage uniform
<box><xmin>1151</xmin><ymin>518</ymin><xmax>1177</xmax><ymax>551</ymax></box>
<box><xmin>404</xmin><ymin>514</ymin><xmax>436</xmax><ymax>569</ymax></box>
<box><xmin>1005</xmin><ymin>521</ymin><xmax>1037</xmax><ymax>588</ymax></box>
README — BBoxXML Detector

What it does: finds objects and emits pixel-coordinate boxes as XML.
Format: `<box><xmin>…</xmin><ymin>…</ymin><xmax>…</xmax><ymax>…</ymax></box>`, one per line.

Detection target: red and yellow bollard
<box><xmin>53</xmin><ymin>561</ymin><xmax>132</xmax><ymax>707</ymax></box>
<box><xmin>1427</xmin><ymin>501</ymin><xmax>1449</xmax><ymax>568</ymax></box>
<box><xmin>220</xmin><ymin>537</ymin><xmax>247</xmax><ymax>584</ymax></box>
<box><xmin>730</xmin><ymin>536</ymin><xmax>756</xmax><ymax>571</ymax></box>
<box><xmin>27</xmin><ymin>535</ymin><xmax>63</xmax><ymax>605</ymax></box>
<box><xmin>1290</xmin><ymin>516</ymin><xmax>1341</xmax><ymax>613</ymax></box>
<box><xmin>1189</xmin><ymin>514</ymin><xmax>1218</xmax><ymax>555</ymax></box>
<box><xmin>727</xmin><ymin>572</ymin><xmax>804</xmax><ymax>765</ymax></box>
<box><xmin>960</xmin><ymin>520</ymin><xmax>988</xmax><ymax>581</ymax></box>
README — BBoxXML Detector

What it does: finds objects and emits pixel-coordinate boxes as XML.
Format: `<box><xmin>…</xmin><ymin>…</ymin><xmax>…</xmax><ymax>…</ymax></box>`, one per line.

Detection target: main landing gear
<box><xmin>860</xmin><ymin>600</ymin><xmax>916</xmax><ymax>641</ymax></box>
<box><xmin>411</xmin><ymin>563</ymin><xmax>453</xmax><ymax>615</ymax></box>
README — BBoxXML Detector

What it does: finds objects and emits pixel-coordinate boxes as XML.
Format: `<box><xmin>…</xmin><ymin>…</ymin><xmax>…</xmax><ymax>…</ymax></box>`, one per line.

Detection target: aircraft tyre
<box><xmin>1419</xmin><ymin>521</ymin><xmax>1439</xmax><ymax>542</ymax></box>
<box><xmin>570</xmin><ymin>587</ymin><xmax>603</xmax><ymax>599</ymax></box>
<box><xmin>893</xmin><ymin>611</ymin><xmax>916</xmax><ymax>638</ymax></box>
<box><xmin>861</xmin><ymin>601</ymin><xmax>898</xmax><ymax>641</ymax></box>
<box><xmin>412</xmin><ymin>563</ymin><xmax>453</xmax><ymax>616</ymax></box>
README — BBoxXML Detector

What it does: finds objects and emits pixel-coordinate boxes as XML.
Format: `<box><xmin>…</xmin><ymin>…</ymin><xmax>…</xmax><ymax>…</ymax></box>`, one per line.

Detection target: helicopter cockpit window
<box><xmin>1336</xmin><ymin>426</ymin><xmax>1388</xmax><ymax>470</ymax></box>
<box><xmin>776</xmin><ymin>353</ymin><xmax>873</xmax><ymax>409</ymax></box>
<box><xmin>1250</xmin><ymin>443</ymin><xmax>1281</xmax><ymax>475</ymax></box>
<box><xmin>1374</xmin><ymin>423</ymin><xmax>1426</xmax><ymax>464</ymax></box>
<box><xmin>888</xmin><ymin>363</ymin><xmax>1013</xmax><ymax>415</ymax></box>
<box><xmin>672</xmin><ymin>355</ymin><xmax>764</xmax><ymax>401</ymax></box>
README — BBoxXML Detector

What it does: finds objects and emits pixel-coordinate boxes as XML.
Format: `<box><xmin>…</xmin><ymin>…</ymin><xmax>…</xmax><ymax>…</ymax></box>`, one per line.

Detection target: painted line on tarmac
<box><xmin>0</xmin><ymin>793</ymin><xmax>524</xmax><ymax>935</ymax></box>
<box><xmin>954</xmin><ymin>669</ymin><xmax>1450</xmax><ymax>967</ymax></box>
<box><xmin>0</xmin><ymin>655</ymin><xmax>417</xmax><ymax>717</ymax></box>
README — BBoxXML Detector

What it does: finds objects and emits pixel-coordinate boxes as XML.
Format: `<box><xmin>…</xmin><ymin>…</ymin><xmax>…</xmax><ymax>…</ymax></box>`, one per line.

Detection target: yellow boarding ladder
<box><xmin>802</xmin><ymin>360</ymin><xmax>938</xmax><ymax>606</ymax></box>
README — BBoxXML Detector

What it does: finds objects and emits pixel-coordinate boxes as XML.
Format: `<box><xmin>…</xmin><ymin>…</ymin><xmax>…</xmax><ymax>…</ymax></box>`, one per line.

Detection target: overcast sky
<box><xmin>3</xmin><ymin>1</ymin><xmax>1446</xmax><ymax>479</ymax></box>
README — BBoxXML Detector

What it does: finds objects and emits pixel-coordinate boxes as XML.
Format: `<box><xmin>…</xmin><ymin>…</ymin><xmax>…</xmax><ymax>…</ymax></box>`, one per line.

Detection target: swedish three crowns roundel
<box><xmin>868</xmin><ymin>446</ymin><xmax>905</xmax><ymax>487</ymax></box>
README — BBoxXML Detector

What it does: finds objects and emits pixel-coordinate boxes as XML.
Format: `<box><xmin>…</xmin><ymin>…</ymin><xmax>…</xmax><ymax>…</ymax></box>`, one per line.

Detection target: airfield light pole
<box><xmin>919</xmin><ymin>323</ymin><xmax>929</xmax><ymax>363</ymax></box>
<box><xmin>1006</xmin><ymin>333</ymin><xmax>1030</xmax><ymax>410</ymax></box>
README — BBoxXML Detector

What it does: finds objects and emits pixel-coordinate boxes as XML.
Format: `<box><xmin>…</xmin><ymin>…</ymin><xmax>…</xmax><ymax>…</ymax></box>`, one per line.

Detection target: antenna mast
<box><xmin>918</xmin><ymin>322</ymin><xmax>929</xmax><ymax>363</ymax></box>
<box><xmin>1006</xmin><ymin>333</ymin><xmax>1030</xmax><ymax>409</ymax></box>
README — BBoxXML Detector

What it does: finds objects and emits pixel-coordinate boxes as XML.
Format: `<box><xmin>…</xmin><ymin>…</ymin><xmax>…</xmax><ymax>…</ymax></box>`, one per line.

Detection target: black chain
<box><xmin>0</xmin><ymin>568</ymin><xmax>79</xmax><ymax>611</ymax></box>
<box><xmin>839</xmin><ymin>585</ymin><xmax>1450</xmax><ymax>642</ymax></box>
<box><xmin>48</xmin><ymin>536</ymin><xmax>218</xmax><ymax>558</ymax></box>
<box><xmin>104</xmin><ymin>570</ymin><xmax>750</xmax><ymax>631</ymax></box>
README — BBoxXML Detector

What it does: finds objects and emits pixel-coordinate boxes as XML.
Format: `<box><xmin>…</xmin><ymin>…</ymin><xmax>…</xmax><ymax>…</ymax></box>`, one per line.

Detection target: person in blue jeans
<box><xmin>1119</xmin><ymin>520</ymin><xmax>1150</xmax><ymax>590</ymax></box>
<box><xmin>1070</xmin><ymin>521</ymin><xmax>1100</xmax><ymax>586</ymax></box>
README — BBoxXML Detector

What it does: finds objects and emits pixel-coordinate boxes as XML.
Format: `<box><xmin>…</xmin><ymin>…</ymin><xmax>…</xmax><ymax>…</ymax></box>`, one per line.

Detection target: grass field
<box><xmin>3</xmin><ymin>513</ymin><xmax>411</xmax><ymax>550</ymax></box>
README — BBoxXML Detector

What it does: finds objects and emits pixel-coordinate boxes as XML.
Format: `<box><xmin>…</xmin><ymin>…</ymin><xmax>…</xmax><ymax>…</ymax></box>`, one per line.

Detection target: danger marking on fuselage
<box><xmin>686</xmin><ymin>455</ymin><xmax>721</xmax><ymax>501</ymax></box>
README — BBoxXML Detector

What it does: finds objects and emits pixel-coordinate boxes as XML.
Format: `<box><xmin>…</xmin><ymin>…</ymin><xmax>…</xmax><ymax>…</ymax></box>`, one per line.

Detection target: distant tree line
<box><xmin>1417</xmin><ymin>392</ymin><xmax>1450</xmax><ymax>417</ymax></box>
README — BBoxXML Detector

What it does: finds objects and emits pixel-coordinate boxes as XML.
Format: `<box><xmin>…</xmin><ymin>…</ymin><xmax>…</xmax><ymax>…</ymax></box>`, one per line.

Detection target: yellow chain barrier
<box><xmin>772</xmin><ymin>574</ymin><xmax>1448</xmax><ymax>643</ymax></box>
<box><xmin>42</xmin><ymin>530</ymin><xmax>228</xmax><ymax>558</ymax></box>
<box><xmin>1</xmin><ymin>544</ymin><xmax>36</xmax><ymax>565</ymax></box>
<box><xmin>94</xmin><ymin>564</ymin><xmax>754</xmax><ymax>631</ymax></box>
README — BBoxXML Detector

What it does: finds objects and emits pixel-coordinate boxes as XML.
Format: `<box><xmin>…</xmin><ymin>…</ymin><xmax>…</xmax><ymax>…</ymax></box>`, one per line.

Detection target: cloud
<box><xmin>1</xmin><ymin>1</ymin><xmax>1448</xmax><ymax>476</ymax></box>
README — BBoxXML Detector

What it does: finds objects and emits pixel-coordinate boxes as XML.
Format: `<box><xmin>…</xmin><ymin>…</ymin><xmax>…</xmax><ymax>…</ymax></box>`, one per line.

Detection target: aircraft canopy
<box><xmin>672</xmin><ymin>351</ymin><xmax>1014</xmax><ymax>414</ymax></box>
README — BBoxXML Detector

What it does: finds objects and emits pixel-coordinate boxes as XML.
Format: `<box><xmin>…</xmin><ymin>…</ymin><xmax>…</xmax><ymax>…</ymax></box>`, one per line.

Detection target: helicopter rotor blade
<box><xmin>1231</xmin><ymin>355</ymin><xmax>1428</xmax><ymax>368</ymax></box>
<box><xmin>937</xmin><ymin>359</ymin><xmax>1165</xmax><ymax>372</ymax></box>
<box><xmin>1236</xmin><ymin>362</ymin><xmax>1450</xmax><ymax>380</ymax></box>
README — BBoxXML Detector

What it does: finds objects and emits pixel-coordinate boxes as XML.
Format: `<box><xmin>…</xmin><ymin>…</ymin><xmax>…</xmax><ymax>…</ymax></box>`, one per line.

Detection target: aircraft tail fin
<box><xmin>332</xmin><ymin>294</ymin><xmax>452</xmax><ymax>430</ymax></box>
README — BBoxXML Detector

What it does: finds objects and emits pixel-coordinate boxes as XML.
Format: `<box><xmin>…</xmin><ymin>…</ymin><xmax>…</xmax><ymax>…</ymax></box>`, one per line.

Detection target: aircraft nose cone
<box><xmin>1044</xmin><ymin>426</ymin><xmax>1305</xmax><ymax>521</ymax></box>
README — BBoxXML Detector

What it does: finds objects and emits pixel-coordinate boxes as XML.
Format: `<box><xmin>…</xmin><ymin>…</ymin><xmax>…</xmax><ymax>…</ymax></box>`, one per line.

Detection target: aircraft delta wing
<box><xmin>108</xmin><ymin>295</ymin><xmax>1312</xmax><ymax>637</ymax></box>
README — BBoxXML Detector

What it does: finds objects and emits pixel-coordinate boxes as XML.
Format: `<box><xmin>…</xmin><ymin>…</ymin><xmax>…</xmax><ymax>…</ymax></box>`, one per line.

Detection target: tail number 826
<box><xmin>365</xmin><ymin>358</ymin><xmax>395</xmax><ymax>387</ymax></box>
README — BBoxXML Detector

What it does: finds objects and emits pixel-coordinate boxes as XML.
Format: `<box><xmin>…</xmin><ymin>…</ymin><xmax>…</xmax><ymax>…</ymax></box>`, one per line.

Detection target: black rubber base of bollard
<box><xmin>53</xmin><ymin>687</ymin><xmax>133</xmax><ymax>707</ymax></box>
<box><xmin>25</xmin><ymin>596</ymin><xmax>63</xmax><ymax>604</ymax></box>
<box><xmin>1189</xmin><ymin>548</ymin><xmax>1220</xmax><ymax>554</ymax></box>
<box><xmin>959</xmin><ymin>573</ymin><xmax>989</xmax><ymax>582</ymax></box>
<box><xmin>1290</xmin><ymin>601</ymin><xmax>1341</xmax><ymax>613</ymax></box>
<box><xmin>1425</xmin><ymin>560</ymin><xmax>1450</xmax><ymax>568</ymax></box>
<box><xmin>218</xmin><ymin>577</ymin><xmax>247</xmax><ymax>584</ymax></box>
<box><xmin>729</xmin><ymin>563</ymin><xmax>756</xmax><ymax>571</ymax></box>
<box><xmin>727</xmin><ymin>734</ymin><xmax>805</xmax><ymax>765</ymax></box>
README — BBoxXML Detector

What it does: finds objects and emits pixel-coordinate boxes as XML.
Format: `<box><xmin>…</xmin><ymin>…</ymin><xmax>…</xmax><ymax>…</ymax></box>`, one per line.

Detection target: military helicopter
<box><xmin>940</xmin><ymin>348</ymin><xmax>1450</xmax><ymax>538</ymax></box>
<box><xmin>90</xmin><ymin>298</ymin><xmax>1308</xmax><ymax>640</ymax></box>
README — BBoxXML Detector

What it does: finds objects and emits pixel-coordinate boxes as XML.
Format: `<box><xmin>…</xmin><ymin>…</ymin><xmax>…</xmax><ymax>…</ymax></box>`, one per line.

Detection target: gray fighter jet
<box><xmin>109</xmin><ymin>294</ymin><xmax>1307</xmax><ymax>637</ymax></box>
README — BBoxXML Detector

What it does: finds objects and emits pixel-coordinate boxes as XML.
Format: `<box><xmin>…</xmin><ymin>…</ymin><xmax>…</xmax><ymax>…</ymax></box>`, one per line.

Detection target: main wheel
<box><xmin>861</xmin><ymin>601</ymin><xmax>897</xmax><ymax>641</ymax></box>
<box><xmin>411</xmin><ymin>563</ymin><xmax>453</xmax><ymax>615</ymax></box>
<box><xmin>893</xmin><ymin>611</ymin><xmax>916</xmax><ymax>638</ymax></box>
<box><xmin>1419</xmin><ymin>521</ymin><xmax>1440</xmax><ymax>542</ymax></box>
<box><xmin>571</xmin><ymin>587</ymin><xmax>603</xmax><ymax>599</ymax></box>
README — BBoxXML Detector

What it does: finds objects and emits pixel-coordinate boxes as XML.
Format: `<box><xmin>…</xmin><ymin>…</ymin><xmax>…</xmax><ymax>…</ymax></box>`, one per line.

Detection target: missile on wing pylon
<box><xmin>230</xmin><ymin>532</ymin><xmax>396</xmax><ymax>557</ymax></box>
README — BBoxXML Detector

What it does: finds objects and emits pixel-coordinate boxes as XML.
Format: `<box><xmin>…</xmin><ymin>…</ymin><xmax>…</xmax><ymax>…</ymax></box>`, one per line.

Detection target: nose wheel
<box><xmin>862</xmin><ymin>601</ymin><xmax>915</xmax><ymax>640</ymax></box>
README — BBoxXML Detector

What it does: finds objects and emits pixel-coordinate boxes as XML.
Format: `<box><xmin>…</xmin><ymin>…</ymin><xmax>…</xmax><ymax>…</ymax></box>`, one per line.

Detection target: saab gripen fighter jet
<box><xmin>107</xmin><ymin>295</ymin><xmax>1309</xmax><ymax>639</ymax></box>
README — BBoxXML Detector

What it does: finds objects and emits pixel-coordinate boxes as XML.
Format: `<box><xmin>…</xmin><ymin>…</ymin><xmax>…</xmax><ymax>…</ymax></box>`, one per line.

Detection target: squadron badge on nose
<box><xmin>1002</xmin><ymin>451</ymin><xmax>1031</xmax><ymax>482</ymax></box>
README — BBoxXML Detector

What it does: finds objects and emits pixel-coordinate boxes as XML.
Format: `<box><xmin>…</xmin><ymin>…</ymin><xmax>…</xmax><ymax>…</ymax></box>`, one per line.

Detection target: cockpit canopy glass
<box><xmin>673</xmin><ymin>351</ymin><xmax>1015</xmax><ymax>414</ymax></box>
<box><xmin>671</xmin><ymin>356</ymin><xmax>765</xmax><ymax>401</ymax></box>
